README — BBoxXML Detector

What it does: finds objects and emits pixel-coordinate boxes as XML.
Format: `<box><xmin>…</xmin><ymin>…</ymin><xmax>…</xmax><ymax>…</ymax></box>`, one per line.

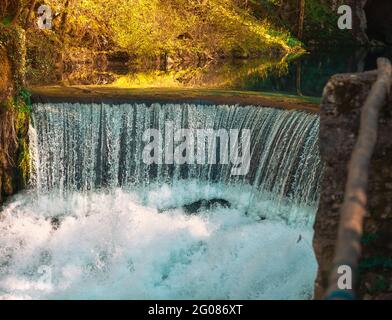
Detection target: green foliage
<box><xmin>17</xmin><ymin>139</ymin><xmax>30</xmax><ymax>187</ymax></box>
<box><xmin>41</xmin><ymin>0</ymin><xmax>301</xmax><ymax>58</ymax></box>
<box><xmin>372</xmin><ymin>276</ymin><xmax>388</xmax><ymax>293</ymax></box>
<box><xmin>18</xmin><ymin>88</ymin><xmax>32</xmax><ymax>111</ymax></box>
<box><xmin>359</xmin><ymin>256</ymin><xmax>392</xmax><ymax>272</ymax></box>
<box><xmin>25</xmin><ymin>29</ymin><xmax>61</xmax><ymax>85</ymax></box>
<box><xmin>361</xmin><ymin>232</ymin><xmax>380</xmax><ymax>245</ymax></box>
<box><xmin>252</xmin><ymin>0</ymin><xmax>357</xmax><ymax>45</ymax></box>
<box><xmin>1</xmin><ymin>16</ymin><xmax>12</xmax><ymax>26</ymax></box>
<box><xmin>286</xmin><ymin>35</ymin><xmax>302</xmax><ymax>48</ymax></box>
<box><xmin>107</xmin><ymin>0</ymin><xmax>301</xmax><ymax>56</ymax></box>
<box><xmin>0</xmin><ymin>97</ymin><xmax>31</xmax><ymax>188</ymax></box>
<box><xmin>14</xmin><ymin>91</ymin><xmax>32</xmax><ymax>188</ymax></box>
<box><xmin>0</xmin><ymin>22</ymin><xmax>30</xmax><ymax>190</ymax></box>
<box><xmin>14</xmin><ymin>0</ymin><xmax>304</xmax><ymax>83</ymax></box>
<box><xmin>303</xmin><ymin>0</ymin><xmax>354</xmax><ymax>44</ymax></box>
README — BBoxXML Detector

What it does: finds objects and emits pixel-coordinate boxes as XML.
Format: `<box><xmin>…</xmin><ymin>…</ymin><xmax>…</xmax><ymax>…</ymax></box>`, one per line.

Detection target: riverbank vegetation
<box><xmin>1</xmin><ymin>1</ymin><xmax>300</xmax><ymax>83</ymax></box>
<box><xmin>1</xmin><ymin>1</ymin><xmax>357</xmax><ymax>87</ymax></box>
<box><xmin>0</xmin><ymin>26</ymin><xmax>30</xmax><ymax>202</ymax></box>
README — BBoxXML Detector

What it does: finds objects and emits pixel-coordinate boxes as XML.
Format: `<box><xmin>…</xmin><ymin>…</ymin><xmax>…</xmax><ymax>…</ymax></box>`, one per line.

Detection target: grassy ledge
<box><xmin>30</xmin><ymin>86</ymin><xmax>320</xmax><ymax>113</ymax></box>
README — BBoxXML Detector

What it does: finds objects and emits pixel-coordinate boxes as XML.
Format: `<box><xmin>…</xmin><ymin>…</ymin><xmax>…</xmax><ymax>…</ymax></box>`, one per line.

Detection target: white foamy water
<box><xmin>0</xmin><ymin>182</ymin><xmax>317</xmax><ymax>300</ymax></box>
<box><xmin>0</xmin><ymin>102</ymin><xmax>322</xmax><ymax>300</ymax></box>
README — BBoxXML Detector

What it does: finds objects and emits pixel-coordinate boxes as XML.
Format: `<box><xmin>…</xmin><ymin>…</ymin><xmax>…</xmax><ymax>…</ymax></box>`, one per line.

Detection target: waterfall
<box><xmin>29</xmin><ymin>102</ymin><xmax>322</xmax><ymax>207</ymax></box>
<box><xmin>0</xmin><ymin>102</ymin><xmax>322</xmax><ymax>300</ymax></box>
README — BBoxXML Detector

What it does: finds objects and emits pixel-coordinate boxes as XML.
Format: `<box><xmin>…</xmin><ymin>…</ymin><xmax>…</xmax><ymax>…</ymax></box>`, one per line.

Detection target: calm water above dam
<box><xmin>55</xmin><ymin>47</ymin><xmax>392</xmax><ymax>99</ymax></box>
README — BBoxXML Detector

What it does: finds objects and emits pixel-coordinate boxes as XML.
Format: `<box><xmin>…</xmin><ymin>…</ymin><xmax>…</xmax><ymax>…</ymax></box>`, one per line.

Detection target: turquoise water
<box><xmin>0</xmin><ymin>102</ymin><xmax>322</xmax><ymax>300</ymax></box>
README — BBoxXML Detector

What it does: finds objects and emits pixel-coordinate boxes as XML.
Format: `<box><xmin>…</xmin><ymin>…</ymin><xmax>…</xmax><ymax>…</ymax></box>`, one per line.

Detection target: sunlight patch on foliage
<box><xmin>44</xmin><ymin>0</ymin><xmax>302</xmax><ymax>57</ymax></box>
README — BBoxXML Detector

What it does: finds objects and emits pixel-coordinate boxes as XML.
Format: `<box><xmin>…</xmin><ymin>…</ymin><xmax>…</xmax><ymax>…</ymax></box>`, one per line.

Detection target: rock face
<box><xmin>0</xmin><ymin>46</ymin><xmax>15</xmax><ymax>203</ymax></box>
<box><xmin>0</xmin><ymin>46</ymin><xmax>13</xmax><ymax>100</ymax></box>
<box><xmin>313</xmin><ymin>70</ymin><xmax>392</xmax><ymax>299</ymax></box>
<box><xmin>0</xmin><ymin>26</ymin><xmax>28</xmax><ymax>205</ymax></box>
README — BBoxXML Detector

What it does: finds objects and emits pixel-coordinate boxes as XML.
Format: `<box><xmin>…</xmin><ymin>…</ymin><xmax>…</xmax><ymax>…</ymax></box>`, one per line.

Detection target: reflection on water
<box><xmin>62</xmin><ymin>46</ymin><xmax>392</xmax><ymax>98</ymax></box>
<box><xmin>112</xmin><ymin>56</ymin><xmax>289</xmax><ymax>91</ymax></box>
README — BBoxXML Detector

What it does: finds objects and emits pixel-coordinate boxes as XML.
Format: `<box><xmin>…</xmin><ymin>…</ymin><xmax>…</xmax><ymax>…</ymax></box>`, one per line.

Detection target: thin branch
<box><xmin>326</xmin><ymin>58</ymin><xmax>392</xmax><ymax>299</ymax></box>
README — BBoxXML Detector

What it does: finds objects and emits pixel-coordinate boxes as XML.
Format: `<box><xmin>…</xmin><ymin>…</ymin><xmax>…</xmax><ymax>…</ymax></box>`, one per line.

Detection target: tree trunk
<box><xmin>297</xmin><ymin>0</ymin><xmax>305</xmax><ymax>40</ymax></box>
<box><xmin>59</xmin><ymin>0</ymin><xmax>71</xmax><ymax>83</ymax></box>
<box><xmin>296</xmin><ymin>60</ymin><xmax>303</xmax><ymax>96</ymax></box>
<box><xmin>11</xmin><ymin>5</ymin><xmax>23</xmax><ymax>25</ymax></box>
<box><xmin>60</xmin><ymin>0</ymin><xmax>71</xmax><ymax>43</ymax></box>
<box><xmin>24</xmin><ymin>0</ymin><xmax>37</xmax><ymax>29</ymax></box>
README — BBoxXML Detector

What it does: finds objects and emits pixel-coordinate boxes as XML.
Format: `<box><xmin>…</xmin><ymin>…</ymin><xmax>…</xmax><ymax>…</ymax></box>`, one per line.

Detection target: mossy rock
<box><xmin>0</xmin><ymin>24</ymin><xmax>26</xmax><ymax>95</ymax></box>
<box><xmin>0</xmin><ymin>45</ymin><xmax>13</xmax><ymax>100</ymax></box>
<box><xmin>0</xmin><ymin>25</ymin><xmax>29</xmax><ymax>202</ymax></box>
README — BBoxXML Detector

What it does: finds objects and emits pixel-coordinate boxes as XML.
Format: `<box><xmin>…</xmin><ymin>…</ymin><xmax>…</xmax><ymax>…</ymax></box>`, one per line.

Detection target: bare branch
<box><xmin>326</xmin><ymin>58</ymin><xmax>392</xmax><ymax>299</ymax></box>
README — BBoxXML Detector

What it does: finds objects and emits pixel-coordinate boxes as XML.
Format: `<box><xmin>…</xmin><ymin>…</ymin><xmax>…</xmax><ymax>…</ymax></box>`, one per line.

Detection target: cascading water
<box><xmin>0</xmin><ymin>102</ymin><xmax>323</xmax><ymax>300</ymax></box>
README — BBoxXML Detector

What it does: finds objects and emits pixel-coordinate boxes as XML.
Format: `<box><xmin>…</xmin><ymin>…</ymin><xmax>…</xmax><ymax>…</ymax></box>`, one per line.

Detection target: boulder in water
<box><xmin>183</xmin><ymin>198</ymin><xmax>231</xmax><ymax>214</ymax></box>
<box><xmin>159</xmin><ymin>198</ymin><xmax>231</xmax><ymax>214</ymax></box>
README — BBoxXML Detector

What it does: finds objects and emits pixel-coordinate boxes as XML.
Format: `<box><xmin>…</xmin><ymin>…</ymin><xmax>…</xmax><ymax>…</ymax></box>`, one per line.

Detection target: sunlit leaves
<box><xmin>34</xmin><ymin>0</ymin><xmax>301</xmax><ymax>56</ymax></box>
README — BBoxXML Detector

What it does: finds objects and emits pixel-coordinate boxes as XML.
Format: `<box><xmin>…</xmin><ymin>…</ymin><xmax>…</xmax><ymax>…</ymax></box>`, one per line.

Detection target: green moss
<box><xmin>15</xmin><ymin>108</ymin><xmax>27</xmax><ymax>132</ymax></box>
<box><xmin>17</xmin><ymin>88</ymin><xmax>32</xmax><ymax>113</ymax></box>
<box><xmin>17</xmin><ymin>139</ymin><xmax>30</xmax><ymax>187</ymax></box>
<box><xmin>1</xmin><ymin>16</ymin><xmax>12</xmax><ymax>26</ymax></box>
<box><xmin>1</xmin><ymin>93</ymin><xmax>31</xmax><ymax>189</ymax></box>
<box><xmin>15</xmin><ymin>90</ymin><xmax>31</xmax><ymax>187</ymax></box>
<box><xmin>0</xmin><ymin>24</ymin><xmax>30</xmax><ymax>195</ymax></box>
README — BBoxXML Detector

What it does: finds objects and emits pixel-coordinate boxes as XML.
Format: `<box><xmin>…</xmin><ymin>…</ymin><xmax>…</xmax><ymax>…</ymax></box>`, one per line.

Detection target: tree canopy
<box><xmin>1</xmin><ymin>0</ymin><xmax>302</xmax><ymax>58</ymax></box>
